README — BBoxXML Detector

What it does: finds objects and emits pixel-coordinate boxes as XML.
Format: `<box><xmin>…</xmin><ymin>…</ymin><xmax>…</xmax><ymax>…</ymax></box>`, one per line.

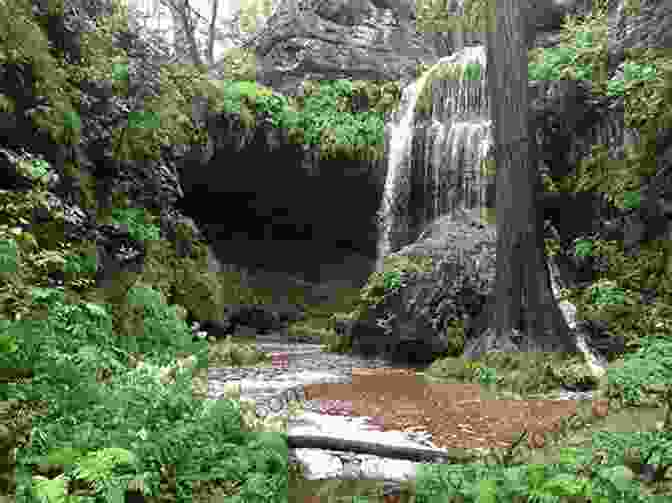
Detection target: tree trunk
<box><xmin>475</xmin><ymin>0</ymin><xmax>580</xmax><ymax>359</ymax></box>
<box><xmin>205</xmin><ymin>0</ymin><xmax>218</xmax><ymax>66</ymax></box>
<box><xmin>169</xmin><ymin>0</ymin><xmax>206</xmax><ymax>70</ymax></box>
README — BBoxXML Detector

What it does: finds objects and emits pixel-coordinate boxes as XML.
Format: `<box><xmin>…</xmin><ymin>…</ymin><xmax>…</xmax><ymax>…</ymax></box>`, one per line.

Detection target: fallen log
<box><xmin>286</xmin><ymin>434</ymin><xmax>484</xmax><ymax>464</ymax></box>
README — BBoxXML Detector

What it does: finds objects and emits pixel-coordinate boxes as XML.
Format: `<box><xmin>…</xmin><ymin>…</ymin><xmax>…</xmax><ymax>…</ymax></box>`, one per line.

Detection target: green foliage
<box><xmin>214</xmin><ymin>78</ymin><xmax>388</xmax><ymax>161</ymax></box>
<box><xmin>0</xmin><ymin>277</ymin><xmax>289</xmax><ymax>501</ymax></box>
<box><xmin>5</xmin><ymin>0</ymin><xmax>396</xmax><ymax>166</ymax></box>
<box><xmin>119</xmin><ymin>283</ymin><xmax>193</xmax><ymax>356</ymax></box>
<box><xmin>588</xmin><ymin>280</ymin><xmax>627</xmax><ymax>306</ymax></box>
<box><xmin>109</xmin><ymin>207</ymin><xmax>160</xmax><ymax>242</ymax></box>
<box><xmin>71</xmin><ymin>447</ymin><xmax>137</xmax><ymax>486</ymax></box>
<box><xmin>416</xmin><ymin>0</ymin><xmax>491</xmax><ymax>33</ymax></box>
<box><xmin>0</xmin><ymin>238</ymin><xmax>19</xmax><ymax>274</ymax></box>
<box><xmin>382</xmin><ymin>270</ymin><xmax>403</xmax><ymax>292</ymax></box>
<box><xmin>44</xmin><ymin>446</ymin><xmax>87</xmax><ymax>467</ymax></box>
<box><xmin>553</xmin><ymin>143</ymin><xmax>647</xmax><ymax>209</ymax></box>
<box><xmin>285</xmin><ymin>79</ymin><xmax>387</xmax><ymax>161</ymax></box>
<box><xmin>443</xmin><ymin>319</ymin><xmax>466</xmax><ymax>356</ymax></box>
<box><xmin>355</xmin><ymin>255</ymin><xmax>434</xmax><ymax>316</ymax></box>
<box><xmin>0</xmin><ymin>318</ymin><xmax>18</xmax><ymax>355</ymax></box>
<box><xmin>551</xmin><ymin>235</ymin><xmax>672</xmax><ymax>357</ymax></box>
<box><xmin>216</xmin><ymin>46</ymin><xmax>259</xmax><ymax>82</ymax></box>
<box><xmin>0</xmin><ymin>0</ymin><xmax>83</xmax><ymax>147</ymax></box>
<box><xmin>528</xmin><ymin>0</ymin><xmax>672</xmax><ymax>209</ymax></box>
<box><xmin>62</xmin><ymin>249</ymin><xmax>97</xmax><ymax>276</ymax></box>
<box><xmin>214</xmin><ymin>79</ymin><xmax>275</xmax><ymax>130</ymax></box>
<box><xmin>4</xmin><ymin>0</ymin><xmax>672</xmax><ymax>500</ymax></box>
<box><xmin>605</xmin><ymin>61</ymin><xmax>659</xmax><ymax>98</ymax></box>
<box><xmin>15</xmin><ymin>157</ymin><xmax>51</xmax><ymax>184</ymax></box>
<box><xmin>603</xmin><ymin>335</ymin><xmax>672</xmax><ymax>406</ymax></box>
<box><xmin>574</xmin><ymin>238</ymin><xmax>594</xmax><ymax>258</ymax></box>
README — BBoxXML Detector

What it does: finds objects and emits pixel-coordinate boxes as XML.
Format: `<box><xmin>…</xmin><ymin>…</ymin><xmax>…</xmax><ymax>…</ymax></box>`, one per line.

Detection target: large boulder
<box><xmin>347</xmin><ymin>209</ymin><xmax>497</xmax><ymax>365</ymax></box>
<box><xmin>347</xmin><ymin>205</ymin><xmax>630</xmax><ymax>368</ymax></box>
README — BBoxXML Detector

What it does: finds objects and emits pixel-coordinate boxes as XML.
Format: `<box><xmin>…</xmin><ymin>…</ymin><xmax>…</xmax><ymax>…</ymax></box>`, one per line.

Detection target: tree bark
<box><xmin>205</xmin><ymin>0</ymin><xmax>218</xmax><ymax>66</ymax></box>
<box><xmin>483</xmin><ymin>0</ymin><xmax>580</xmax><ymax>357</ymax></box>
<box><xmin>167</xmin><ymin>0</ymin><xmax>206</xmax><ymax>70</ymax></box>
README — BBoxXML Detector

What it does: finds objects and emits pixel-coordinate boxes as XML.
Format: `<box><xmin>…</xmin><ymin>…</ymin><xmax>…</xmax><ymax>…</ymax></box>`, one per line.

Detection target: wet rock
<box><xmin>243</xmin><ymin>0</ymin><xmax>453</xmax><ymax>96</ymax></box>
<box><xmin>549</xmin><ymin>358</ymin><xmax>602</xmax><ymax>392</ymax></box>
<box><xmin>350</xmin><ymin>212</ymin><xmax>497</xmax><ymax>365</ymax></box>
<box><xmin>190</xmin><ymin>319</ymin><xmax>234</xmax><ymax>340</ymax></box>
<box><xmin>575</xmin><ymin>319</ymin><xmax>626</xmax><ymax>363</ymax></box>
<box><xmin>223</xmin><ymin>303</ymin><xmax>303</xmax><ymax>334</ymax></box>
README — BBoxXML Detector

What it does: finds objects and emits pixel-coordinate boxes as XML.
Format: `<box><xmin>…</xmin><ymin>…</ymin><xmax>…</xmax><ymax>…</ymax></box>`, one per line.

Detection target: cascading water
<box><xmin>375</xmin><ymin>72</ymin><xmax>431</xmax><ymax>273</ymax></box>
<box><xmin>375</xmin><ymin>45</ymin><xmax>493</xmax><ymax>273</ymax></box>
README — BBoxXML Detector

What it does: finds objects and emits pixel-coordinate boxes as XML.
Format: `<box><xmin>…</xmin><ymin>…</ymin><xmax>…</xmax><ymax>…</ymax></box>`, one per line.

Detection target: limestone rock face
<box><xmin>605</xmin><ymin>0</ymin><xmax>672</xmax><ymax>67</ymax></box>
<box><xmin>241</xmin><ymin>0</ymin><xmax>453</xmax><ymax>95</ymax></box>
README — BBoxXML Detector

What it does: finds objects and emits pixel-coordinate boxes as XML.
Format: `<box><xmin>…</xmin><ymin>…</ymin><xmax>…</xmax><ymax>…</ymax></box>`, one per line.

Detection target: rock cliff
<box><xmin>238</xmin><ymin>0</ymin><xmax>454</xmax><ymax>95</ymax></box>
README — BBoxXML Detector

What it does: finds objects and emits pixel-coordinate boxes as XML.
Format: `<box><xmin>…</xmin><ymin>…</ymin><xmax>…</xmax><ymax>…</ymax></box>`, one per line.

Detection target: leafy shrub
<box><xmin>110</xmin><ymin>207</ymin><xmax>160</xmax><ymax>242</ymax></box>
<box><xmin>355</xmin><ymin>255</ymin><xmax>433</xmax><ymax>315</ymax></box>
<box><xmin>117</xmin><ymin>284</ymin><xmax>194</xmax><ymax>357</ymax></box>
<box><xmin>605</xmin><ymin>335</ymin><xmax>672</xmax><ymax>406</ymax></box>
<box><xmin>0</xmin><ymin>238</ymin><xmax>19</xmax><ymax>274</ymax></box>
<box><xmin>215</xmin><ymin>78</ymin><xmax>387</xmax><ymax>161</ymax></box>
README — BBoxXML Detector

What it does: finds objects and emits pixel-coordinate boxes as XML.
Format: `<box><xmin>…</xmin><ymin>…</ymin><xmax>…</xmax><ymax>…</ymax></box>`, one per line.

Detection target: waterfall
<box><xmin>376</xmin><ymin>45</ymin><xmax>493</xmax><ymax>272</ymax></box>
<box><xmin>375</xmin><ymin>75</ymin><xmax>429</xmax><ymax>273</ymax></box>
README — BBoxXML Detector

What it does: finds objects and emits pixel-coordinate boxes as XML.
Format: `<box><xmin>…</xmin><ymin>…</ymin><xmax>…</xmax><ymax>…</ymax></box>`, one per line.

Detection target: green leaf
<box><xmin>476</xmin><ymin>478</ymin><xmax>498</xmax><ymax>503</ymax></box>
<box><xmin>0</xmin><ymin>333</ymin><xmax>18</xmax><ymax>354</ymax></box>
<box><xmin>45</xmin><ymin>446</ymin><xmax>87</xmax><ymax>466</ymax></box>
<box><xmin>128</xmin><ymin>110</ymin><xmax>160</xmax><ymax>130</ymax></box>
<box><xmin>0</xmin><ymin>239</ymin><xmax>19</xmax><ymax>273</ymax></box>
<box><xmin>74</xmin><ymin>447</ymin><xmax>137</xmax><ymax>482</ymax></box>
<box><xmin>621</xmin><ymin>190</ymin><xmax>641</xmax><ymax>210</ymax></box>
<box><xmin>574</xmin><ymin>239</ymin><xmax>593</xmax><ymax>258</ymax></box>
<box><xmin>111</xmin><ymin>63</ymin><xmax>129</xmax><ymax>82</ymax></box>
<box><xmin>32</xmin><ymin>475</ymin><xmax>71</xmax><ymax>503</ymax></box>
<box><xmin>62</xmin><ymin>109</ymin><xmax>81</xmax><ymax>133</ymax></box>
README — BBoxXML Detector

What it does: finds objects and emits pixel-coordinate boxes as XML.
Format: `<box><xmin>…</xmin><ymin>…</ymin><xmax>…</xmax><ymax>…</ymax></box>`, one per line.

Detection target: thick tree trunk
<box><xmin>473</xmin><ymin>0</ymin><xmax>580</xmax><ymax>359</ymax></box>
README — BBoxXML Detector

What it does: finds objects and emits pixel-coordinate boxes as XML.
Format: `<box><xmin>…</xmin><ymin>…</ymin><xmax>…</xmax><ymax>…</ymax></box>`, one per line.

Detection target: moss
<box><xmin>549</xmin><ymin>360</ymin><xmax>600</xmax><ymax>389</ymax></box>
<box><xmin>353</xmin><ymin>254</ymin><xmax>434</xmax><ymax>318</ymax></box>
<box><xmin>216</xmin><ymin>269</ymin><xmax>268</xmax><ymax>307</ymax></box>
<box><xmin>96</xmin><ymin>188</ymin><xmax>131</xmax><ymax>222</ymax></box>
<box><xmin>427</xmin><ymin>350</ymin><xmax>591</xmax><ymax>395</ymax></box>
<box><xmin>415</xmin><ymin>57</ymin><xmax>485</xmax><ymax>117</ymax></box>
<box><xmin>61</xmin><ymin>160</ymin><xmax>98</xmax><ymax>214</ymax></box>
<box><xmin>426</xmin><ymin>356</ymin><xmax>478</xmax><ymax>381</ymax></box>
<box><xmin>172</xmin><ymin>304</ymin><xmax>188</xmax><ymax>322</ymax></box>
<box><xmin>134</xmin><ymin>236</ymin><xmax>225</xmax><ymax>324</ymax></box>
<box><xmin>554</xmin><ymin>238</ymin><xmax>672</xmax><ymax>355</ymax></box>
<box><xmin>172</xmin><ymin>264</ymin><xmax>224</xmax><ymax>323</ymax></box>
<box><xmin>443</xmin><ymin>319</ymin><xmax>466</xmax><ymax>357</ymax></box>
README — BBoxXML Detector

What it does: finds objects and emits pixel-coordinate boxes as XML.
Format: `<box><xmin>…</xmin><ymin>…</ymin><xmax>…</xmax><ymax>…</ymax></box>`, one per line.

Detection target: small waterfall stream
<box><xmin>376</xmin><ymin>46</ymin><xmax>493</xmax><ymax>272</ymax></box>
<box><xmin>375</xmin><ymin>70</ymin><xmax>434</xmax><ymax>273</ymax></box>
